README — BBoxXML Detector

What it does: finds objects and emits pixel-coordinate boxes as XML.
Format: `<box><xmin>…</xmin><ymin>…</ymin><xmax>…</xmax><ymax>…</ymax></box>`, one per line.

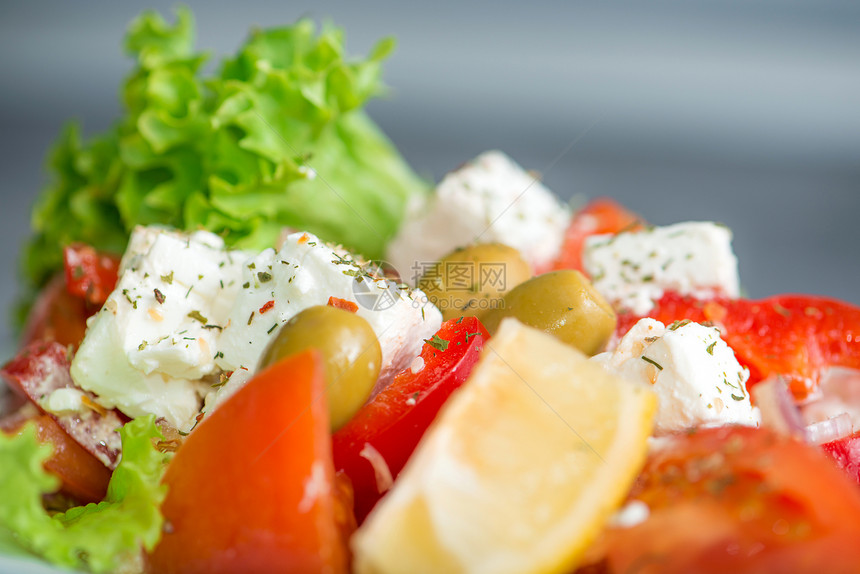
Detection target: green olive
<box><xmin>418</xmin><ymin>243</ymin><xmax>532</xmax><ymax>322</ymax></box>
<box><xmin>258</xmin><ymin>305</ymin><xmax>382</xmax><ymax>431</ymax></box>
<box><xmin>480</xmin><ymin>270</ymin><xmax>617</xmax><ymax>355</ymax></box>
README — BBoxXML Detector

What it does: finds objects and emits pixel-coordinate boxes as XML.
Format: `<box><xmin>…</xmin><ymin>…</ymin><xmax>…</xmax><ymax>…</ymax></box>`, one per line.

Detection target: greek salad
<box><xmin>3</xmin><ymin>7</ymin><xmax>860</xmax><ymax>574</ymax></box>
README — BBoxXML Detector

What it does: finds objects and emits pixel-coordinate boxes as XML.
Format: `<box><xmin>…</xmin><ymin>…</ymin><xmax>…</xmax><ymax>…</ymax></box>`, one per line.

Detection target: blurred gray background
<box><xmin>1</xmin><ymin>0</ymin><xmax>859</xmax><ymax>360</ymax></box>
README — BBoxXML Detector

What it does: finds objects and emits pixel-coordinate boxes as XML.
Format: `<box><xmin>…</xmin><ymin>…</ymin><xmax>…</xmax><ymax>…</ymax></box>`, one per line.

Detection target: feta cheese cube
<box><xmin>593</xmin><ymin>318</ymin><xmax>760</xmax><ymax>434</ymax></box>
<box><xmin>386</xmin><ymin>151</ymin><xmax>568</xmax><ymax>280</ymax></box>
<box><xmin>216</xmin><ymin>232</ymin><xmax>443</xmax><ymax>394</ymax></box>
<box><xmin>583</xmin><ymin>221</ymin><xmax>740</xmax><ymax>315</ymax></box>
<box><xmin>71</xmin><ymin>227</ymin><xmax>249</xmax><ymax>429</ymax></box>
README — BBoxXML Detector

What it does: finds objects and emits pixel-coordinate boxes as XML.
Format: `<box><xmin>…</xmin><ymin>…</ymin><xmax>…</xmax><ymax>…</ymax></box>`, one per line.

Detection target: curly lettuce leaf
<box><xmin>22</xmin><ymin>6</ymin><xmax>426</xmax><ymax>294</ymax></box>
<box><xmin>0</xmin><ymin>416</ymin><xmax>168</xmax><ymax>573</ymax></box>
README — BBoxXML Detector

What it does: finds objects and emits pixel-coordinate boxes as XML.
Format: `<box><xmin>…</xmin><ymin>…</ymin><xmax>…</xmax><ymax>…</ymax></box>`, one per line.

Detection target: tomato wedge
<box><xmin>580</xmin><ymin>426</ymin><xmax>860</xmax><ymax>574</ymax></box>
<box><xmin>1</xmin><ymin>412</ymin><xmax>111</xmax><ymax>504</ymax></box>
<box><xmin>21</xmin><ymin>245</ymin><xmax>120</xmax><ymax>349</ymax></box>
<box><xmin>21</xmin><ymin>275</ymin><xmax>91</xmax><ymax>348</ymax></box>
<box><xmin>2</xmin><ymin>340</ymin><xmax>124</xmax><ymax>468</ymax></box>
<box><xmin>332</xmin><ymin>316</ymin><xmax>490</xmax><ymax>523</ymax></box>
<box><xmin>63</xmin><ymin>243</ymin><xmax>121</xmax><ymax>306</ymax></box>
<box><xmin>552</xmin><ymin>197</ymin><xmax>643</xmax><ymax>273</ymax></box>
<box><xmin>616</xmin><ymin>292</ymin><xmax>860</xmax><ymax>401</ymax></box>
<box><xmin>147</xmin><ymin>349</ymin><xmax>347</xmax><ymax>574</ymax></box>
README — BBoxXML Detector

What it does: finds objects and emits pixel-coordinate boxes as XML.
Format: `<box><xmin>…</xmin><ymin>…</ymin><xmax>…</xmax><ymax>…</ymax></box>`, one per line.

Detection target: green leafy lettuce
<box><xmin>0</xmin><ymin>416</ymin><xmax>168</xmax><ymax>572</ymax></box>
<box><xmin>22</xmin><ymin>6</ymin><xmax>426</xmax><ymax>293</ymax></box>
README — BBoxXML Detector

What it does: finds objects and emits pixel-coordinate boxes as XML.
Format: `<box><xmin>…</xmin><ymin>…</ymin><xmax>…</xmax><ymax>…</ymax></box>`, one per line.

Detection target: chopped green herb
<box><xmin>267</xmin><ymin>323</ymin><xmax>278</xmax><ymax>335</ymax></box>
<box><xmin>667</xmin><ymin>319</ymin><xmax>691</xmax><ymax>331</ymax></box>
<box><xmin>641</xmin><ymin>356</ymin><xmax>663</xmax><ymax>370</ymax></box>
<box><xmin>160</xmin><ymin>271</ymin><xmax>174</xmax><ymax>284</ymax></box>
<box><xmin>706</xmin><ymin>341</ymin><xmax>716</xmax><ymax>355</ymax></box>
<box><xmin>187</xmin><ymin>310</ymin><xmax>208</xmax><ymax>324</ymax></box>
<box><xmin>424</xmin><ymin>334</ymin><xmax>450</xmax><ymax>352</ymax></box>
<box><xmin>122</xmin><ymin>289</ymin><xmax>138</xmax><ymax>309</ymax></box>
<box><xmin>257</xmin><ymin>271</ymin><xmax>273</xmax><ymax>283</ymax></box>
<box><xmin>773</xmin><ymin>303</ymin><xmax>791</xmax><ymax>318</ymax></box>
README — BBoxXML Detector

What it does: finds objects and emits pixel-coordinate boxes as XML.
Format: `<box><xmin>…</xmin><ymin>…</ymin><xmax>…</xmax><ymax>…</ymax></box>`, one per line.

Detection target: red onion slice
<box><xmin>751</xmin><ymin>376</ymin><xmax>806</xmax><ymax>438</ymax></box>
<box><xmin>805</xmin><ymin>412</ymin><xmax>854</xmax><ymax>445</ymax></box>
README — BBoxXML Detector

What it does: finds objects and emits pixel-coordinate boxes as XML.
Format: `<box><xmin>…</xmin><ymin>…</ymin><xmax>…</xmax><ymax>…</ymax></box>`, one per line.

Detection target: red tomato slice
<box><xmin>616</xmin><ymin>292</ymin><xmax>860</xmax><ymax>401</ymax></box>
<box><xmin>22</xmin><ymin>244</ymin><xmax>119</xmax><ymax>348</ymax></box>
<box><xmin>63</xmin><ymin>243</ymin><xmax>120</xmax><ymax>306</ymax></box>
<box><xmin>21</xmin><ymin>275</ymin><xmax>91</xmax><ymax>348</ymax></box>
<box><xmin>822</xmin><ymin>431</ymin><xmax>860</xmax><ymax>486</ymax></box>
<box><xmin>147</xmin><ymin>349</ymin><xmax>347</xmax><ymax>574</ymax></box>
<box><xmin>552</xmin><ymin>198</ymin><xmax>643</xmax><ymax>273</ymax></box>
<box><xmin>2</xmin><ymin>340</ymin><xmax>124</xmax><ymax>468</ymax></box>
<box><xmin>581</xmin><ymin>427</ymin><xmax>860</xmax><ymax>574</ymax></box>
<box><xmin>1</xmin><ymin>411</ymin><xmax>111</xmax><ymax>504</ymax></box>
<box><xmin>332</xmin><ymin>316</ymin><xmax>490</xmax><ymax>523</ymax></box>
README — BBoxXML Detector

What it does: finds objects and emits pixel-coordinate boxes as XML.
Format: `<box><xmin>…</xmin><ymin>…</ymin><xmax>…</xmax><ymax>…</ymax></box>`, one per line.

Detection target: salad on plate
<box><xmin>3</xmin><ymin>8</ymin><xmax>860</xmax><ymax>574</ymax></box>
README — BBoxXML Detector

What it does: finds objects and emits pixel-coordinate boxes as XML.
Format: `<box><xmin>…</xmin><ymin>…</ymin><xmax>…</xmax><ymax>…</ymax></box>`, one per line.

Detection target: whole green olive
<box><xmin>418</xmin><ymin>243</ymin><xmax>532</xmax><ymax>322</ymax></box>
<box><xmin>258</xmin><ymin>305</ymin><xmax>382</xmax><ymax>430</ymax></box>
<box><xmin>480</xmin><ymin>270</ymin><xmax>617</xmax><ymax>355</ymax></box>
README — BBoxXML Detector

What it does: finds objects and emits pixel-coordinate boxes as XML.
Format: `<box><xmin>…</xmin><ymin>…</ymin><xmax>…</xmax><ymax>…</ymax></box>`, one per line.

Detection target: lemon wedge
<box><xmin>352</xmin><ymin>318</ymin><xmax>656</xmax><ymax>574</ymax></box>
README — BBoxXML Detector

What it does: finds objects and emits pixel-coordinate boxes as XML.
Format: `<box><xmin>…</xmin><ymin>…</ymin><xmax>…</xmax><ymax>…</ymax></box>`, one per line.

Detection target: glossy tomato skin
<box><xmin>332</xmin><ymin>316</ymin><xmax>490</xmax><ymax>523</ymax></box>
<box><xmin>1</xmin><ymin>412</ymin><xmax>111</xmax><ymax>504</ymax></box>
<box><xmin>551</xmin><ymin>198</ymin><xmax>643</xmax><ymax>273</ymax></box>
<box><xmin>147</xmin><ymin>350</ymin><xmax>347</xmax><ymax>574</ymax></box>
<box><xmin>2</xmin><ymin>340</ymin><xmax>124</xmax><ymax>468</ymax></box>
<box><xmin>822</xmin><ymin>431</ymin><xmax>860</xmax><ymax>486</ymax></box>
<box><xmin>581</xmin><ymin>427</ymin><xmax>860</xmax><ymax>574</ymax></box>
<box><xmin>21</xmin><ymin>275</ymin><xmax>91</xmax><ymax>348</ymax></box>
<box><xmin>616</xmin><ymin>293</ymin><xmax>860</xmax><ymax>401</ymax></box>
<box><xmin>21</xmin><ymin>245</ymin><xmax>119</xmax><ymax>349</ymax></box>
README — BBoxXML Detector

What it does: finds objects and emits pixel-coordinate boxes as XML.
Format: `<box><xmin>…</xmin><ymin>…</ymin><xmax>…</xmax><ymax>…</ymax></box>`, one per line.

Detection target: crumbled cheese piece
<box><xmin>409</xmin><ymin>356</ymin><xmax>426</xmax><ymax>375</ymax></box>
<box><xmin>609</xmin><ymin>500</ymin><xmax>650</xmax><ymax>528</ymax></box>
<box><xmin>71</xmin><ymin>227</ymin><xmax>250</xmax><ymax>429</ymax></box>
<box><xmin>583</xmin><ymin>221</ymin><xmax>740</xmax><ymax>314</ymax></box>
<box><xmin>387</xmin><ymin>151</ymin><xmax>568</xmax><ymax>279</ymax></box>
<box><xmin>215</xmin><ymin>231</ymin><xmax>443</xmax><ymax>400</ymax></box>
<box><xmin>593</xmin><ymin>318</ymin><xmax>760</xmax><ymax>435</ymax></box>
<box><xmin>40</xmin><ymin>387</ymin><xmax>87</xmax><ymax>416</ymax></box>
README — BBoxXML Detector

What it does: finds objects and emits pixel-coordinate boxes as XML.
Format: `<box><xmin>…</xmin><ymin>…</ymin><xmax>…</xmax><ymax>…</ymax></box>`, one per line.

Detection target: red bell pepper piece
<box><xmin>332</xmin><ymin>316</ymin><xmax>490</xmax><ymax>523</ymax></box>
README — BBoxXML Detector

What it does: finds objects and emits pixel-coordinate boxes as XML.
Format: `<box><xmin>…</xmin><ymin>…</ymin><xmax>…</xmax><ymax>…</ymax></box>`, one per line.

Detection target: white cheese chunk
<box><xmin>593</xmin><ymin>318</ymin><xmax>760</xmax><ymax>435</ymax></box>
<box><xmin>40</xmin><ymin>388</ymin><xmax>87</xmax><ymax>416</ymax></box>
<box><xmin>583</xmin><ymin>221</ymin><xmax>740</xmax><ymax>315</ymax></box>
<box><xmin>216</xmin><ymin>232</ymin><xmax>443</xmax><ymax>397</ymax></box>
<box><xmin>71</xmin><ymin>227</ymin><xmax>249</xmax><ymax>429</ymax></box>
<box><xmin>386</xmin><ymin>151</ymin><xmax>568</xmax><ymax>280</ymax></box>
